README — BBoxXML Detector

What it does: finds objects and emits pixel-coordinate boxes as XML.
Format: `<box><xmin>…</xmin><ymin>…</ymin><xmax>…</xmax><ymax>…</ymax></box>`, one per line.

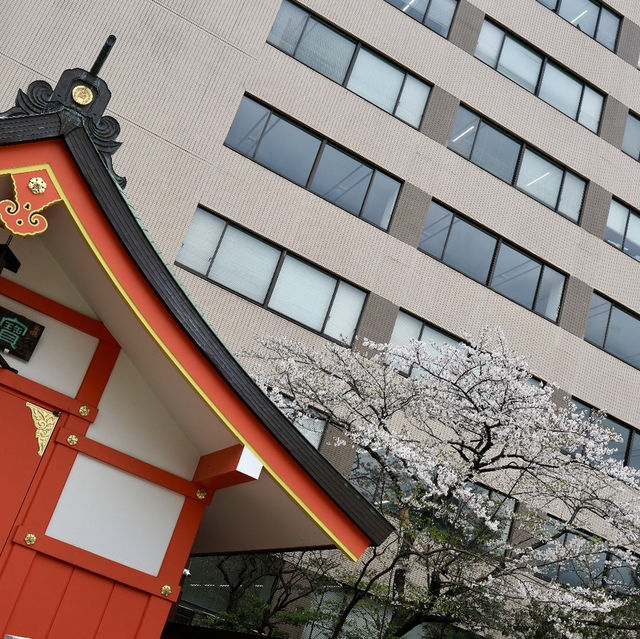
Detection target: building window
<box><xmin>622</xmin><ymin>112</ymin><xmax>640</xmax><ymax>162</ymax></box>
<box><xmin>536</xmin><ymin>0</ymin><xmax>620</xmax><ymax>51</ymax></box>
<box><xmin>225</xmin><ymin>96</ymin><xmax>401</xmax><ymax>230</ymax></box>
<box><xmin>585</xmin><ymin>292</ymin><xmax>640</xmax><ymax>370</ymax></box>
<box><xmin>268</xmin><ymin>1</ymin><xmax>431</xmax><ymax>128</ymax></box>
<box><xmin>475</xmin><ymin>20</ymin><xmax>604</xmax><ymax>132</ymax></box>
<box><xmin>605</xmin><ymin>199</ymin><xmax>640</xmax><ymax>261</ymax></box>
<box><xmin>420</xmin><ymin>201</ymin><xmax>566</xmax><ymax>321</ymax></box>
<box><xmin>448</xmin><ymin>106</ymin><xmax>586</xmax><ymax>221</ymax></box>
<box><xmin>293</xmin><ymin>411</ymin><xmax>328</xmax><ymax>449</ymax></box>
<box><xmin>176</xmin><ymin>208</ymin><xmax>367</xmax><ymax>345</ymax></box>
<box><xmin>385</xmin><ymin>0</ymin><xmax>458</xmax><ymax>38</ymax></box>
<box><xmin>572</xmin><ymin>400</ymin><xmax>640</xmax><ymax>469</ymax></box>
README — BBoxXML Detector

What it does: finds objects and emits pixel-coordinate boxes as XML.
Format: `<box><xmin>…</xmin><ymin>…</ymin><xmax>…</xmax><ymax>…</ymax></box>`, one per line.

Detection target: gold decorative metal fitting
<box><xmin>24</xmin><ymin>533</ymin><xmax>36</xmax><ymax>546</ymax></box>
<box><xmin>78</xmin><ymin>405</ymin><xmax>90</xmax><ymax>417</ymax></box>
<box><xmin>72</xmin><ymin>84</ymin><xmax>94</xmax><ymax>105</ymax></box>
<box><xmin>28</xmin><ymin>176</ymin><xmax>47</xmax><ymax>194</ymax></box>
<box><xmin>67</xmin><ymin>434</ymin><xmax>79</xmax><ymax>446</ymax></box>
<box><xmin>196</xmin><ymin>488</ymin><xmax>207</xmax><ymax>500</ymax></box>
<box><xmin>161</xmin><ymin>585</ymin><xmax>172</xmax><ymax>597</ymax></box>
<box><xmin>26</xmin><ymin>402</ymin><xmax>60</xmax><ymax>457</ymax></box>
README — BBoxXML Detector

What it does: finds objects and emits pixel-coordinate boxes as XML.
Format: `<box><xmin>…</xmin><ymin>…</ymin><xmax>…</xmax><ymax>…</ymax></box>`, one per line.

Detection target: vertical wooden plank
<box><xmin>94</xmin><ymin>583</ymin><xmax>149</xmax><ymax>639</ymax></box>
<box><xmin>0</xmin><ymin>545</ymin><xmax>35</xmax><ymax>631</ymax></box>
<box><xmin>48</xmin><ymin>568</ymin><xmax>113</xmax><ymax>638</ymax></box>
<box><xmin>136</xmin><ymin>596</ymin><xmax>173</xmax><ymax>639</ymax></box>
<box><xmin>5</xmin><ymin>553</ymin><xmax>72</xmax><ymax>638</ymax></box>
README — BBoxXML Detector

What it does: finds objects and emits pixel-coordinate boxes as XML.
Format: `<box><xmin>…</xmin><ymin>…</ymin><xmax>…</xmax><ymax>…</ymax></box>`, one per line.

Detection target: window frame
<box><xmin>224</xmin><ymin>95</ymin><xmax>403</xmax><ymax>231</ymax></box>
<box><xmin>268</xmin><ymin>0</ymin><xmax>432</xmax><ymax>129</ymax></box>
<box><xmin>419</xmin><ymin>200</ymin><xmax>567</xmax><ymax>323</ymax></box>
<box><xmin>622</xmin><ymin>110</ymin><xmax>640</xmax><ymax>162</ymax></box>
<box><xmin>175</xmin><ymin>207</ymin><xmax>368</xmax><ymax>346</ymax></box>
<box><xmin>448</xmin><ymin>105</ymin><xmax>587</xmax><ymax>222</ymax></box>
<box><xmin>475</xmin><ymin>18</ymin><xmax>605</xmax><ymax>134</ymax></box>
<box><xmin>536</xmin><ymin>0</ymin><xmax>622</xmax><ymax>52</ymax></box>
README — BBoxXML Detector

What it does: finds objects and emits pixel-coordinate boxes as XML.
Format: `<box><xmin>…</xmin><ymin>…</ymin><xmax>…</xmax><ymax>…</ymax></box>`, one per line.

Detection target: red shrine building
<box><xmin>0</xmin><ymin>60</ymin><xmax>391</xmax><ymax>638</ymax></box>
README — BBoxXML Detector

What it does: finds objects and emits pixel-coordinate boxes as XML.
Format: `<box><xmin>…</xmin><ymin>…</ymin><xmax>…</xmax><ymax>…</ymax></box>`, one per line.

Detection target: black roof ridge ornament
<box><xmin>0</xmin><ymin>35</ymin><xmax>126</xmax><ymax>188</ymax></box>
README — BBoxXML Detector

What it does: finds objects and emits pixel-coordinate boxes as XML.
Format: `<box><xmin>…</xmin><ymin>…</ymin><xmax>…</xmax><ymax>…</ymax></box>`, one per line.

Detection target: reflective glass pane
<box><xmin>534</xmin><ymin>266</ymin><xmax>565</xmax><ymax>321</ymax></box>
<box><xmin>295</xmin><ymin>17</ymin><xmax>356</xmax><ymax>83</ymax></box>
<box><xmin>347</xmin><ymin>48</ymin><xmax>405</xmax><ymax>113</ymax></box>
<box><xmin>516</xmin><ymin>149</ymin><xmax>563</xmax><ymax>209</ymax></box>
<box><xmin>395</xmin><ymin>74</ymin><xmax>430</xmax><ymax>126</ymax></box>
<box><xmin>538</xmin><ymin>0</ymin><xmax>558</xmax><ymax>7</ymax></box>
<box><xmin>497</xmin><ymin>36</ymin><xmax>543</xmax><ymax>93</ymax></box>
<box><xmin>627</xmin><ymin>432</ymin><xmax>640</xmax><ymax>470</ymax></box>
<box><xmin>442</xmin><ymin>217</ymin><xmax>497</xmax><ymax>283</ymax></box>
<box><xmin>605</xmin><ymin>306</ymin><xmax>640</xmax><ymax>368</ymax></box>
<box><xmin>585</xmin><ymin>293</ymin><xmax>611</xmax><ymax>347</ymax></box>
<box><xmin>623</xmin><ymin>211</ymin><xmax>640</xmax><ymax>261</ymax></box>
<box><xmin>255</xmin><ymin>114</ymin><xmax>321</xmax><ymax>186</ymax></box>
<box><xmin>538</xmin><ymin>63</ymin><xmax>582</xmax><ymax>119</ymax></box>
<box><xmin>419</xmin><ymin>323</ymin><xmax>457</xmax><ymax>357</ymax></box>
<box><xmin>557</xmin><ymin>171</ymin><xmax>585</xmax><ymax>221</ymax></box>
<box><xmin>361</xmin><ymin>171</ymin><xmax>401</xmax><ymax>229</ymax></box>
<box><xmin>601</xmin><ymin>416</ymin><xmax>629</xmax><ymax>463</ymax></box>
<box><xmin>390</xmin><ymin>311</ymin><xmax>423</xmax><ymax>345</ymax></box>
<box><xmin>470</xmin><ymin>122</ymin><xmax>521</xmax><ymax>183</ymax></box>
<box><xmin>605</xmin><ymin>200</ymin><xmax>628</xmax><ymax>249</ymax></box>
<box><xmin>324</xmin><ymin>281</ymin><xmax>366</xmax><ymax>343</ymax></box>
<box><xmin>490</xmin><ymin>244</ymin><xmax>541</xmax><ymax>309</ymax></box>
<box><xmin>475</xmin><ymin>20</ymin><xmax>504</xmax><ymax>67</ymax></box>
<box><xmin>448</xmin><ymin>108</ymin><xmax>480</xmax><ymax>158</ymax></box>
<box><xmin>622</xmin><ymin>114</ymin><xmax>640</xmax><ymax>160</ymax></box>
<box><xmin>294</xmin><ymin>414</ymin><xmax>326</xmax><ymax>448</ymax></box>
<box><xmin>559</xmin><ymin>0</ymin><xmax>598</xmax><ymax>36</ymax></box>
<box><xmin>225</xmin><ymin>97</ymin><xmax>270</xmax><ymax>157</ymax></box>
<box><xmin>267</xmin><ymin>0</ymin><xmax>308</xmax><ymax>54</ymax></box>
<box><xmin>419</xmin><ymin>201</ymin><xmax>453</xmax><ymax>257</ymax></box>
<box><xmin>209</xmin><ymin>226</ymin><xmax>281</xmax><ymax>302</ymax></box>
<box><xmin>386</xmin><ymin>0</ymin><xmax>428</xmax><ymax>22</ymax></box>
<box><xmin>310</xmin><ymin>145</ymin><xmax>373</xmax><ymax>214</ymax></box>
<box><xmin>176</xmin><ymin>209</ymin><xmax>225</xmax><ymax>274</ymax></box>
<box><xmin>268</xmin><ymin>255</ymin><xmax>336</xmax><ymax>330</ymax></box>
<box><xmin>578</xmin><ymin>85</ymin><xmax>604</xmax><ymax>132</ymax></box>
<box><xmin>425</xmin><ymin>0</ymin><xmax>458</xmax><ymax>37</ymax></box>
<box><xmin>596</xmin><ymin>7</ymin><xmax>620</xmax><ymax>50</ymax></box>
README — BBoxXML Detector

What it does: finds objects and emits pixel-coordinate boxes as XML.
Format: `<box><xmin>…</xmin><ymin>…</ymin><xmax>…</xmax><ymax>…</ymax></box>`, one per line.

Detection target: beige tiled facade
<box><xmin>1</xmin><ymin>2</ymin><xmax>640</xmax><ymax>460</ymax></box>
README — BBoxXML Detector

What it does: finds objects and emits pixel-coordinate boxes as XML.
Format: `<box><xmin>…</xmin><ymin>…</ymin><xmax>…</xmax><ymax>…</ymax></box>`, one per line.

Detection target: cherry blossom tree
<box><xmin>247</xmin><ymin>329</ymin><xmax>640</xmax><ymax>639</ymax></box>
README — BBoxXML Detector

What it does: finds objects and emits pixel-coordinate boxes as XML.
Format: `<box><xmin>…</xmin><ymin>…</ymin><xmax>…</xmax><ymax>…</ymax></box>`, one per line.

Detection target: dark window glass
<box><xmin>267</xmin><ymin>1</ymin><xmax>308</xmax><ymax>54</ymax></box>
<box><xmin>624</xmin><ymin>213</ymin><xmax>640</xmax><ymax>261</ymax></box>
<box><xmin>470</xmin><ymin>121</ymin><xmax>521</xmax><ymax>183</ymax></box>
<box><xmin>425</xmin><ymin>0</ymin><xmax>458</xmax><ymax>37</ymax></box>
<box><xmin>449</xmin><ymin>108</ymin><xmax>480</xmax><ymax>158</ymax></box>
<box><xmin>226</xmin><ymin>97</ymin><xmax>400</xmax><ymax>225</ymax></box>
<box><xmin>361</xmin><ymin>172</ymin><xmax>401</xmax><ymax>229</ymax></box>
<box><xmin>176</xmin><ymin>210</ymin><xmax>366</xmax><ymax>345</ymax></box>
<box><xmin>605</xmin><ymin>307</ymin><xmax>640</xmax><ymax>368</ymax></box>
<box><xmin>601</xmin><ymin>416</ymin><xmax>630</xmax><ymax>463</ymax></box>
<box><xmin>475</xmin><ymin>19</ymin><xmax>603</xmax><ymax>131</ymax></box>
<box><xmin>310</xmin><ymin>145</ymin><xmax>373</xmax><ymax>215</ymax></box>
<box><xmin>537</xmin><ymin>0</ymin><xmax>620</xmax><ymax>51</ymax></box>
<box><xmin>585</xmin><ymin>293</ymin><xmax>611</xmax><ymax>347</ymax></box>
<box><xmin>442</xmin><ymin>217</ymin><xmax>497</xmax><ymax>283</ymax></box>
<box><xmin>534</xmin><ymin>266</ymin><xmax>565</xmax><ymax>320</ymax></box>
<box><xmin>225</xmin><ymin>97</ymin><xmax>270</xmax><ymax>157</ymax></box>
<box><xmin>623</xmin><ymin>114</ymin><xmax>640</xmax><ymax>161</ymax></box>
<box><xmin>295</xmin><ymin>17</ymin><xmax>355</xmax><ymax>83</ymax></box>
<box><xmin>490</xmin><ymin>244</ymin><xmax>541</xmax><ymax>309</ymax></box>
<box><xmin>385</xmin><ymin>0</ymin><xmax>458</xmax><ymax>37</ymax></box>
<box><xmin>419</xmin><ymin>201</ymin><xmax>453</xmax><ymax>257</ymax></box>
<box><xmin>254</xmin><ymin>114</ymin><xmax>321</xmax><ymax>186</ymax></box>
<box><xmin>516</xmin><ymin>149</ymin><xmax>563</xmax><ymax>209</ymax></box>
<box><xmin>627</xmin><ymin>432</ymin><xmax>640</xmax><ymax>470</ymax></box>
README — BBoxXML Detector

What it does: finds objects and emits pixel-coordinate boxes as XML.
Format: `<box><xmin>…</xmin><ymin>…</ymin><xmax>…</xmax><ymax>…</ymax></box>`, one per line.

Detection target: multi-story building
<box><xmin>3</xmin><ymin>0</ymin><xmax>640</xmax><ymax>634</ymax></box>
